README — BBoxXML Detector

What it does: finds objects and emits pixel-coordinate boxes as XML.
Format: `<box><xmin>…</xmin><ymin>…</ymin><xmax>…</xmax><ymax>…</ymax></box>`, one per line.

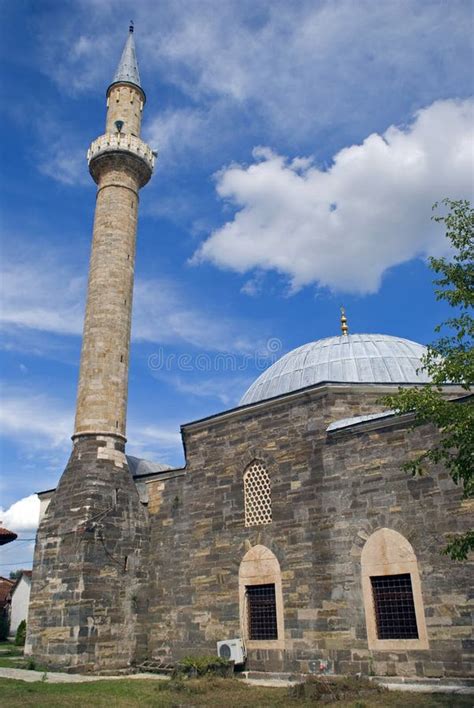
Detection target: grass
<box><xmin>0</xmin><ymin>657</ymin><xmax>45</xmax><ymax>669</ymax></box>
<box><xmin>0</xmin><ymin>675</ymin><xmax>471</xmax><ymax>707</ymax></box>
<box><xmin>0</xmin><ymin>640</ymin><xmax>30</xmax><ymax>669</ymax></box>
<box><xmin>0</xmin><ymin>640</ymin><xmax>23</xmax><ymax>656</ymax></box>
<box><xmin>0</xmin><ymin>640</ymin><xmax>49</xmax><ymax>671</ymax></box>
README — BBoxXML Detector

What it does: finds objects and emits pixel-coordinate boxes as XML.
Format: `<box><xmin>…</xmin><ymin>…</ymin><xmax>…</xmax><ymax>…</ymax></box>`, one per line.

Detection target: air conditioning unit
<box><xmin>217</xmin><ymin>638</ymin><xmax>246</xmax><ymax>664</ymax></box>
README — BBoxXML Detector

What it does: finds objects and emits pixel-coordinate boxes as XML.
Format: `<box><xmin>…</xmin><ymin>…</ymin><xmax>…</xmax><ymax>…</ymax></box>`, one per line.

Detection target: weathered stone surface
<box><xmin>26</xmin><ymin>436</ymin><xmax>149</xmax><ymax>672</ymax></box>
<box><xmin>145</xmin><ymin>384</ymin><xmax>473</xmax><ymax>678</ymax></box>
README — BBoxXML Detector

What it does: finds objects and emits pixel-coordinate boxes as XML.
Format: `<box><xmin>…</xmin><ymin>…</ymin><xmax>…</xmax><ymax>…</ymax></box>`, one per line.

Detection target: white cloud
<box><xmin>116</xmin><ymin>422</ymin><xmax>184</xmax><ymax>468</ymax></box>
<box><xmin>144</xmin><ymin>107</ymin><xmax>210</xmax><ymax>167</ymax></box>
<box><xmin>0</xmin><ymin>495</ymin><xmax>40</xmax><ymax>535</ymax></box>
<box><xmin>241</xmin><ymin>271</ymin><xmax>266</xmax><ymax>297</ymax></box>
<box><xmin>193</xmin><ymin>99</ymin><xmax>474</xmax><ymax>293</ymax></box>
<box><xmin>0</xmin><ymin>253</ymin><xmax>85</xmax><ymax>336</ymax></box>
<box><xmin>38</xmin><ymin>145</ymin><xmax>89</xmax><ymax>186</ymax></box>
<box><xmin>36</xmin><ymin>1</ymin><xmax>472</xmax><ymax>148</ymax></box>
<box><xmin>130</xmin><ymin>424</ymin><xmax>182</xmax><ymax>452</ymax></box>
<box><xmin>38</xmin><ymin>22</ymin><xmax>114</xmax><ymax>95</ymax></box>
<box><xmin>133</xmin><ymin>278</ymin><xmax>257</xmax><ymax>353</ymax></box>
<box><xmin>163</xmin><ymin>374</ymin><xmax>253</xmax><ymax>407</ymax></box>
<box><xmin>0</xmin><ymin>496</ymin><xmax>38</xmax><ymax>575</ymax></box>
<box><xmin>0</xmin><ymin>382</ymin><xmax>183</xmax><ymax>480</ymax></box>
<box><xmin>29</xmin><ymin>110</ymin><xmax>92</xmax><ymax>187</ymax></box>
<box><xmin>0</xmin><ymin>385</ymin><xmax>73</xmax><ymax>449</ymax></box>
<box><xmin>145</xmin><ymin>1</ymin><xmax>472</xmax><ymax>144</ymax></box>
<box><xmin>0</xmin><ymin>248</ymin><xmax>261</xmax><ymax>354</ymax></box>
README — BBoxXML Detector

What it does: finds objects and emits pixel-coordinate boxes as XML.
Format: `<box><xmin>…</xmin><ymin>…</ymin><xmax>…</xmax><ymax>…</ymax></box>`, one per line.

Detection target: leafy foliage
<box><xmin>15</xmin><ymin>619</ymin><xmax>27</xmax><ymax>647</ymax></box>
<box><xmin>383</xmin><ymin>199</ymin><xmax>473</xmax><ymax>560</ymax></box>
<box><xmin>175</xmin><ymin>654</ymin><xmax>232</xmax><ymax>678</ymax></box>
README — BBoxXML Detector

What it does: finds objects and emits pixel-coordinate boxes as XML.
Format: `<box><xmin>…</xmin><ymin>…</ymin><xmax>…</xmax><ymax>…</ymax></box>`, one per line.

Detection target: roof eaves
<box><xmin>181</xmin><ymin>381</ymin><xmax>464</xmax><ymax>432</ymax></box>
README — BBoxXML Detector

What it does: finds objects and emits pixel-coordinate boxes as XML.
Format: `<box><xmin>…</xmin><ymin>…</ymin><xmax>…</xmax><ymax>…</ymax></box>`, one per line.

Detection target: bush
<box><xmin>15</xmin><ymin>620</ymin><xmax>27</xmax><ymax>646</ymax></box>
<box><xmin>0</xmin><ymin>614</ymin><xmax>9</xmax><ymax>641</ymax></box>
<box><xmin>174</xmin><ymin>655</ymin><xmax>232</xmax><ymax>678</ymax></box>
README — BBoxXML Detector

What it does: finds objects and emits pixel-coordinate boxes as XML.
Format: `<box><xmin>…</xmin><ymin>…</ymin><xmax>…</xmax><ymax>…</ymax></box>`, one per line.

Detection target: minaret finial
<box><xmin>129</xmin><ymin>20</ymin><xmax>134</xmax><ymax>33</ymax></box>
<box><xmin>340</xmin><ymin>306</ymin><xmax>349</xmax><ymax>336</ymax></box>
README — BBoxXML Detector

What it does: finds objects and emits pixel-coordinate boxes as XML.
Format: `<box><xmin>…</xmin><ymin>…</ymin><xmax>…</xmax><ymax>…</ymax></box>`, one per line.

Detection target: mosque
<box><xmin>27</xmin><ymin>28</ymin><xmax>472</xmax><ymax>678</ymax></box>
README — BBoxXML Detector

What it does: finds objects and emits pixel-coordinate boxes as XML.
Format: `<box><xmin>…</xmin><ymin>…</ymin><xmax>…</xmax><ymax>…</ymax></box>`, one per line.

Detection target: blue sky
<box><xmin>0</xmin><ymin>0</ymin><xmax>473</xmax><ymax>574</ymax></box>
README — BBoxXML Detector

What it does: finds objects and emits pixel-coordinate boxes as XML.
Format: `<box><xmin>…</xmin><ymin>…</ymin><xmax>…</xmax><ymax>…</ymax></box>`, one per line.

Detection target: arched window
<box><xmin>361</xmin><ymin>528</ymin><xmax>429</xmax><ymax>650</ymax></box>
<box><xmin>239</xmin><ymin>545</ymin><xmax>285</xmax><ymax>649</ymax></box>
<box><xmin>243</xmin><ymin>459</ymin><xmax>272</xmax><ymax>527</ymax></box>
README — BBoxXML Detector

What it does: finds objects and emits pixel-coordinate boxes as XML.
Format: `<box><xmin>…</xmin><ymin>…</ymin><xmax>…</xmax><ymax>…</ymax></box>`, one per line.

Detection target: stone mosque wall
<box><xmin>145</xmin><ymin>384</ymin><xmax>473</xmax><ymax>678</ymax></box>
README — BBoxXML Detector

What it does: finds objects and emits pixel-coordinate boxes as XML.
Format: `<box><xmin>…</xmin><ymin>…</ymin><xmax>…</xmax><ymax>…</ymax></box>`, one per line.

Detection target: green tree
<box><xmin>383</xmin><ymin>199</ymin><xmax>473</xmax><ymax>560</ymax></box>
<box><xmin>15</xmin><ymin>619</ymin><xmax>27</xmax><ymax>647</ymax></box>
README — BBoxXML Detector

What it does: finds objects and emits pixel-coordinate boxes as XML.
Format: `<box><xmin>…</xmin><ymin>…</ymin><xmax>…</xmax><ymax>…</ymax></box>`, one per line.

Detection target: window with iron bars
<box><xmin>371</xmin><ymin>573</ymin><xmax>419</xmax><ymax>640</ymax></box>
<box><xmin>246</xmin><ymin>584</ymin><xmax>278</xmax><ymax>640</ymax></box>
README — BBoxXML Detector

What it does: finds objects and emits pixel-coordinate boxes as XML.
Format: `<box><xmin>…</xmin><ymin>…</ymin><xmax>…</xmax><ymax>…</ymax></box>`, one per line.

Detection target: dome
<box><xmin>240</xmin><ymin>333</ymin><xmax>430</xmax><ymax>405</ymax></box>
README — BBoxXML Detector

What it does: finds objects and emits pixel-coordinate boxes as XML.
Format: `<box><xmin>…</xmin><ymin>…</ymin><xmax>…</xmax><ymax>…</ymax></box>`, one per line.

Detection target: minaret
<box><xmin>75</xmin><ymin>22</ymin><xmax>154</xmax><ymax>442</ymax></box>
<box><xmin>26</xmin><ymin>27</ymin><xmax>153</xmax><ymax>673</ymax></box>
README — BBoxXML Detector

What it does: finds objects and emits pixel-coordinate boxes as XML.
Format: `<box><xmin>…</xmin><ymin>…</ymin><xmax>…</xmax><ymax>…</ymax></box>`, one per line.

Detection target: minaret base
<box><xmin>26</xmin><ymin>436</ymin><xmax>150</xmax><ymax>673</ymax></box>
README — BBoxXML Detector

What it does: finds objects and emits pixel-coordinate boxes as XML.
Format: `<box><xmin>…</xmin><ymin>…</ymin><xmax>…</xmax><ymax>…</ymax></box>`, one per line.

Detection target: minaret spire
<box><xmin>111</xmin><ymin>21</ymin><xmax>141</xmax><ymax>89</ymax></box>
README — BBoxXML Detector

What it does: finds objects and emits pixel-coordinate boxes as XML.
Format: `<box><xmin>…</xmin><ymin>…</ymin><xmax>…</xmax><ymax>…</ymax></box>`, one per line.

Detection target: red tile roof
<box><xmin>0</xmin><ymin>525</ymin><xmax>18</xmax><ymax>545</ymax></box>
<box><xmin>0</xmin><ymin>577</ymin><xmax>14</xmax><ymax>607</ymax></box>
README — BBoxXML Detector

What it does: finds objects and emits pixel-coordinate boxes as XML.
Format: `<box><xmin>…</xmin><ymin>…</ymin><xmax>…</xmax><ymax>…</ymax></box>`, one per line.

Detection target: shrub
<box><xmin>15</xmin><ymin>620</ymin><xmax>27</xmax><ymax>646</ymax></box>
<box><xmin>174</xmin><ymin>655</ymin><xmax>232</xmax><ymax>678</ymax></box>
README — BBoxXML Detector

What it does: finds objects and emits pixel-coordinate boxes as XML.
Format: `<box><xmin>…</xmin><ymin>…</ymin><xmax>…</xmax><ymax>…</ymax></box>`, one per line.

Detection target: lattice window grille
<box><xmin>244</xmin><ymin>460</ymin><xmax>272</xmax><ymax>527</ymax></box>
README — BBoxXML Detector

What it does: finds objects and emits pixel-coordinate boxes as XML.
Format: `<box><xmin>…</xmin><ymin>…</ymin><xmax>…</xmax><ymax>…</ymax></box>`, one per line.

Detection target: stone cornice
<box><xmin>181</xmin><ymin>382</ymin><xmax>466</xmax><ymax>433</ymax></box>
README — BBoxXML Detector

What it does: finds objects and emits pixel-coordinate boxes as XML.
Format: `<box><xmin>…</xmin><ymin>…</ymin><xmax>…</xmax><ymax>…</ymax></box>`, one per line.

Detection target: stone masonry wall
<box><xmin>323</xmin><ymin>416</ymin><xmax>473</xmax><ymax>678</ymax></box>
<box><xmin>146</xmin><ymin>385</ymin><xmax>472</xmax><ymax>678</ymax></box>
<box><xmin>106</xmin><ymin>84</ymin><xmax>144</xmax><ymax>137</ymax></box>
<box><xmin>26</xmin><ymin>436</ymin><xmax>150</xmax><ymax>673</ymax></box>
<box><xmin>74</xmin><ymin>161</ymin><xmax>140</xmax><ymax>439</ymax></box>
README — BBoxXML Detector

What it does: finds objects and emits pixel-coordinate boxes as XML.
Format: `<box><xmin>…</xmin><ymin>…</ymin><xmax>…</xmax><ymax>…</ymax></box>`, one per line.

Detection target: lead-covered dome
<box><xmin>240</xmin><ymin>333</ymin><xmax>430</xmax><ymax>405</ymax></box>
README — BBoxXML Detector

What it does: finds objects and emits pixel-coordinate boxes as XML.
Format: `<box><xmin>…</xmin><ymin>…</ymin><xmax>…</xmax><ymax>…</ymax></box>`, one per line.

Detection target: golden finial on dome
<box><xmin>340</xmin><ymin>306</ymin><xmax>349</xmax><ymax>336</ymax></box>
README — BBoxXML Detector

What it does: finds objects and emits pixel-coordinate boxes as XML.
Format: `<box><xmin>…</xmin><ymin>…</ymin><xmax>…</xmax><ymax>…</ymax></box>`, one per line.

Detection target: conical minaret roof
<box><xmin>111</xmin><ymin>23</ymin><xmax>141</xmax><ymax>89</ymax></box>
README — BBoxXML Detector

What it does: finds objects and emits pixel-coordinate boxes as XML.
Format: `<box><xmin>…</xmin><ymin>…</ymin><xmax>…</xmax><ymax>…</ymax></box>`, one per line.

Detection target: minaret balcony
<box><xmin>87</xmin><ymin>133</ymin><xmax>156</xmax><ymax>186</ymax></box>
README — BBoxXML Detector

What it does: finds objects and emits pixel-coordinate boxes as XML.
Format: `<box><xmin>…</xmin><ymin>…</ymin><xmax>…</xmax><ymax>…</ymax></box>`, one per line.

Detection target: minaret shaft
<box><xmin>74</xmin><ymin>71</ymin><xmax>152</xmax><ymax>439</ymax></box>
<box><xmin>74</xmin><ymin>168</ymin><xmax>139</xmax><ymax>439</ymax></box>
<box><xmin>106</xmin><ymin>84</ymin><xmax>144</xmax><ymax>137</ymax></box>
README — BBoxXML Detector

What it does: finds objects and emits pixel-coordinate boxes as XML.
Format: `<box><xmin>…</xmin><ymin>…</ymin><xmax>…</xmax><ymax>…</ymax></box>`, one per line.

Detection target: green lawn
<box><xmin>0</xmin><ymin>640</ymin><xmax>30</xmax><ymax>668</ymax></box>
<box><xmin>0</xmin><ymin>676</ymin><xmax>471</xmax><ymax>708</ymax></box>
<box><xmin>0</xmin><ymin>640</ymin><xmax>23</xmax><ymax>656</ymax></box>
